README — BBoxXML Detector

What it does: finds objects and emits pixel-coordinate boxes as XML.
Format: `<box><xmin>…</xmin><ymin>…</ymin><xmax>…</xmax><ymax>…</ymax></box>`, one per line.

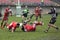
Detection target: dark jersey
<box><xmin>22</xmin><ymin>8</ymin><xmax>29</xmax><ymax>14</ymax></box>
<box><xmin>51</xmin><ymin>13</ymin><xmax>58</xmax><ymax>19</ymax></box>
<box><xmin>51</xmin><ymin>8</ymin><xmax>56</xmax><ymax>13</ymax></box>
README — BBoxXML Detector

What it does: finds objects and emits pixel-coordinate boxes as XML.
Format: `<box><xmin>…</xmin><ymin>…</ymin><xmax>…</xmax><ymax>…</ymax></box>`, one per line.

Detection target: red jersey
<box><xmin>24</xmin><ymin>24</ymin><xmax>36</xmax><ymax>32</ymax></box>
<box><xmin>3</xmin><ymin>8</ymin><xmax>10</xmax><ymax>20</ymax></box>
<box><xmin>35</xmin><ymin>8</ymin><xmax>40</xmax><ymax>14</ymax></box>
<box><xmin>4</xmin><ymin>11</ymin><xmax>9</xmax><ymax>17</ymax></box>
<box><xmin>4</xmin><ymin>8</ymin><xmax>10</xmax><ymax>17</ymax></box>
<box><xmin>35</xmin><ymin>7</ymin><xmax>42</xmax><ymax>16</ymax></box>
<box><xmin>7</xmin><ymin>21</ymin><xmax>17</xmax><ymax>30</ymax></box>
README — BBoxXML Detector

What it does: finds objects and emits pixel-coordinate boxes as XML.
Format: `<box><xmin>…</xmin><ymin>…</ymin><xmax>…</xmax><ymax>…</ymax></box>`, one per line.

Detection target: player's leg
<box><xmin>45</xmin><ymin>18</ymin><xmax>59</xmax><ymax>33</ymax></box>
<box><xmin>7</xmin><ymin>25</ymin><xmax>12</xmax><ymax>31</ymax></box>
<box><xmin>7</xmin><ymin>22</ymin><xmax>13</xmax><ymax>32</ymax></box>
<box><xmin>11</xmin><ymin>28</ymin><xmax>14</xmax><ymax>32</ymax></box>
<box><xmin>2</xmin><ymin>20</ymin><xmax>8</xmax><ymax>28</ymax></box>
<box><xmin>3</xmin><ymin>21</ymin><xmax>7</xmax><ymax>27</ymax></box>
<box><xmin>1</xmin><ymin>17</ymin><xmax>8</xmax><ymax>28</ymax></box>
<box><xmin>30</xmin><ymin>14</ymin><xmax>34</xmax><ymax>19</ymax></box>
<box><xmin>44</xmin><ymin>23</ymin><xmax>51</xmax><ymax>33</ymax></box>
<box><xmin>0</xmin><ymin>20</ymin><xmax>4</xmax><ymax>27</ymax></box>
<box><xmin>45</xmin><ymin>24</ymin><xmax>59</xmax><ymax>33</ymax></box>
<box><xmin>39</xmin><ymin>14</ymin><xmax>44</xmax><ymax>26</ymax></box>
<box><xmin>44</xmin><ymin>18</ymin><xmax>54</xmax><ymax>32</ymax></box>
<box><xmin>11</xmin><ymin>27</ymin><xmax>16</xmax><ymax>32</ymax></box>
<box><xmin>36</xmin><ymin>16</ymin><xmax>38</xmax><ymax>21</ymax></box>
<box><xmin>21</xmin><ymin>25</ymin><xmax>25</xmax><ymax>32</ymax></box>
<box><xmin>21</xmin><ymin>25</ymin><xmax>27</xmax><ymax>32</ymax></box>
<box><xmin>50</xmin><ymin>18</ymin><xmax>59</xmax><ymax>30</ymax></box>
<box><xmin>22</xmin><ymin>13</ymin><xmax>27</xmax><ymax>22</ymax></box>
<box><xmin>39</xmin><ymin>14</ymin><xmax>43</xmax><ymax>22</ymax></box>
<box><xmin>49</xmin><ymin>24</ymin><xmax>59</xmax><ymax>30</ymax></box>
<box><xmin>22</xmin><ymin>15</ymin><xmax>25</xmax><ymax>22</ymax></box>
<box><xmin>32</xmin><ymin>23</ymin><xmax>36</xmax><ymax>31</ymax></box>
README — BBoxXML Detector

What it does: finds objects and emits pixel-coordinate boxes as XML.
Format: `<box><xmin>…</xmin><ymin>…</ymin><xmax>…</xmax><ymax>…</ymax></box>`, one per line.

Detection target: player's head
<box><xmin>51</xmin><ymin>6</ymin><xmax>56</xmax><ymax>10</ymax></box>
<box><xmin>36</xmin><ymin>6</ymin><xmax>39</xmax><ymax>8</ymax></box>
<box><xmin>23</xmin><ymin>22</ymin><xmax>27</xmax><ymax>25</ymax></box>
<box><xmin>5</xmin><ymin>8</ymin><xmax>9</xmax><ymax>12</ymax></box>
<box><xmin>38</xmin><ymin>6</ymin><xmax>41</xmax><ymax>8</ymax></box>
<box><xmin>17</xmin><ymin>23</ymin><xmax>20</xmax><ymax>28</ymax></box>
<box><xmin>23</xmin><ymin>20</ymin><xmax>28</xmax><ymax>25</ymax></box>
<box><xmin>25</xmin><ymin>5</ymin><xmax>28</xmax><ymax>8</ymax></box>
<box><xmin>7</xmin><ymin>6</ymin><xmax>10</xmax><ymax>8</ymax></box>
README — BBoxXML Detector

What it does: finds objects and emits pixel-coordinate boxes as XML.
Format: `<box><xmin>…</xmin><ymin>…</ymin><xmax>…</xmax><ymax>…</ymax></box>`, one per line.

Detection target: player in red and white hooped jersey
<box><xmin>0</xmin><ymin>7</ymin><xmax>12</xmax><ymax>29</ymax></box>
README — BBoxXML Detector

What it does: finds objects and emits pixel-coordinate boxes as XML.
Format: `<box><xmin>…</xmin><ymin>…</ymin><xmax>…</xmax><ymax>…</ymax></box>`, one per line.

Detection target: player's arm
<box><xmin>48</xmin><ymin>8</ymin><xmax>52</xmax><ymax>14</ymax></box>
<box><xmin>10</xmin><ymin>11</ymin><xmax>12</xmax><ymax>16</ymax></box>
<box><xmin>48</xmin><ymin>12</ymin><xmax>50</xmax><ymax>14</ymax></box>
<box><xmin>9</xmin><ymin>9</ymin><xmax>12</xmax><ymax>16</ymax></box>
<box><xmin>27</xmin><ymin>9</ymin><xmax>29</xmax><ymax>13</ymax></box>
<box><xmin>0</xmin><ymin>12</ymin><xmax>2</xmax><ymax>17</ymax></box>
<box><xmin>40</xmin><ymin>8</ymin><xmax>42</xmax><ymax>12</ymax></box>
<box><xmin>11</xmin><ymin>28</ymin><xmax>14</xmax><ymax>32</ymax></box>
<box><xmin>56</xmin><ymin>13</ymin><xmax>58</xmax><ymax>17</ymax></box>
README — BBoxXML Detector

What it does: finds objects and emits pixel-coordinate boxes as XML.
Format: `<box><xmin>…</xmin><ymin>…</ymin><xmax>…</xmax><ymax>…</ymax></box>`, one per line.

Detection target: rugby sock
<box><xmin>36</xmin><ymin>17</ymin><xmax>38</xmax><ymax>21</ymax></box>
<box><xmin>3</xmin><ymin>23</ymin><xmax>6</xmax><ymax>28</ymax></box>
<box><xmin>1</xmin><ymin>22</ymin><xmax>3</xmax><ymax>27</ymax></box>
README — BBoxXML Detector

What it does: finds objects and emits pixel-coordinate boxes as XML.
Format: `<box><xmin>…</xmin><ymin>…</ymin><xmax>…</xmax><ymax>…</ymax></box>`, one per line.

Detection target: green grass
<box><xmin>0</xmin><ymin>14</ymin><xmax>60</xmax><ymax>40</ymax></box>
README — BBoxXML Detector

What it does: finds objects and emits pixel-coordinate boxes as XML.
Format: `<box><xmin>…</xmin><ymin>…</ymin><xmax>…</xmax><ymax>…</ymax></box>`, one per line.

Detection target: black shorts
<box><xmin>49</xmin><ymin>18</ymin><xmax>56</xmax><ymax>24</ymax></box>
<box><xmin>22</xmin><ymin>13</ymin><xmax>27</xmax><ymax>17</ymax></box>
<box><xmin>21</xmin><ymin>26</ymin><xmax>25</xmax><ymax>32</ymax></box>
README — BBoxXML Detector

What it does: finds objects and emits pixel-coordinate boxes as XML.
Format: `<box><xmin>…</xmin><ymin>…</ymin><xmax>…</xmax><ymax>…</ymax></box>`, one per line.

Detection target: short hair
<box><xmin>23</xmin><ymin>22</ymin><xmax>27</xmax><ymax>25</ymax></box>
<box><xmin>17</xmin><ymin>23</ymin><xmax>20</xmax><ymax>26</ymax></box>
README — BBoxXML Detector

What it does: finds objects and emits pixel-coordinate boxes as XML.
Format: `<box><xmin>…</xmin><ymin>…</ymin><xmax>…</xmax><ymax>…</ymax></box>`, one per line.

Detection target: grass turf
<box><xmin>0</xmin><ymin>14</ymin><xmax>60</xmax><ymax>40</ymax></box>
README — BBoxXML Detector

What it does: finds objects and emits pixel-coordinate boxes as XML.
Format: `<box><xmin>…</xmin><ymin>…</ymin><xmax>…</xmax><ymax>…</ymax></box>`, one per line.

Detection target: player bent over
<box><xmin>21</xmin><ymin>21</ymin><xmax>44</xmax><ymax>32</ymax></box>
<box><xmin>44</xmin><ymin>7</ymin><xmax>59</xmax><ymax>33</ymax></box>
<box><xmin>7</xmin><ymin>21</ymin><xmax>20</xmax><ymax>32</ymax></box>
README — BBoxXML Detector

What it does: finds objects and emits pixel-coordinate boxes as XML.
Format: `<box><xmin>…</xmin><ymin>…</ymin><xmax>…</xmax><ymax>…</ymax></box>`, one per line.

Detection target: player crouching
<box><xmin>21</xmin><ymin>21</ymin><xmax>44</xmax><ymax>32</ymax></box>
<box><xmin>6</xmin><ymin>21</ymin><xmax>20</xmax><ymax>32</ymax></box>
<box><xmin>21</xmin><ymin>22</ymin><xmax>36</xmax><ymax>32</ymax></box>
